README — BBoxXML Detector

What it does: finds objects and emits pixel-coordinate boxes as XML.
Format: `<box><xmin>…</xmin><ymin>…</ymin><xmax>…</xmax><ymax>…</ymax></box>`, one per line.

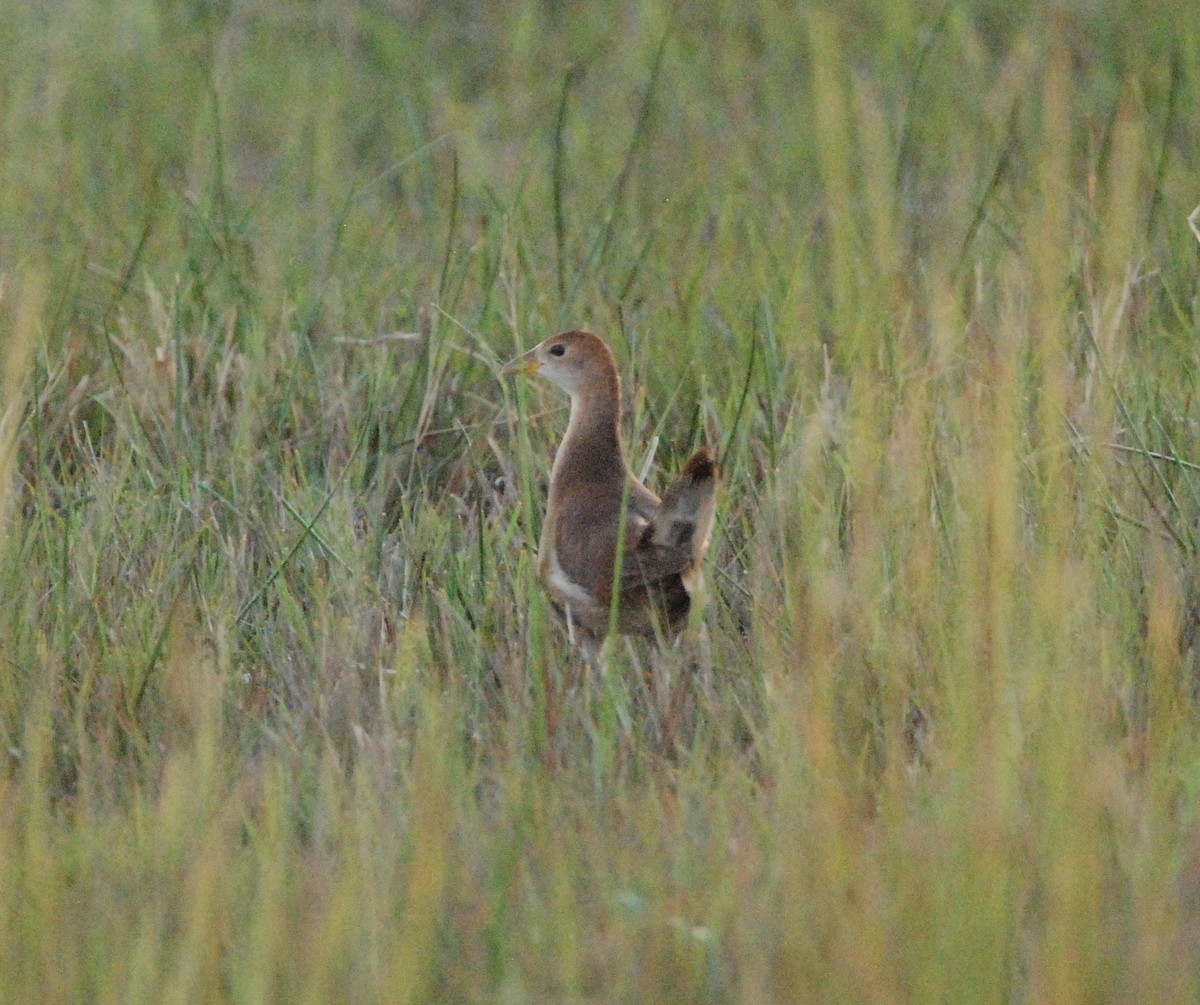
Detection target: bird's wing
<box><xmin>619</xmin><ymin>447</ymin><xmax>718</xmax><ymax>589</ymax></box>
<box><xmin>648</xmin><ymin>447</ymin><xmax>717</xmax><ymax>556</ymax></box>
<box><xmin>618</xmin><ymin>539</ymin><xmax>695</xmax><ymax>589</ymax></box>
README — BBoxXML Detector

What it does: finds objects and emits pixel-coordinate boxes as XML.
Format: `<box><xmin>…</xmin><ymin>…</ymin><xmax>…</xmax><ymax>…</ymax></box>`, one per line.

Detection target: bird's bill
<box><xmin>501</xmin><ymin>347</ymin><xmax>542</xmax><ymax>377</ymax></box>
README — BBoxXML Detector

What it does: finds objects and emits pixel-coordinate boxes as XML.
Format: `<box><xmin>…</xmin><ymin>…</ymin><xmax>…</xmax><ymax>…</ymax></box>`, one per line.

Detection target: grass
<box><xmin>2</xmin><ymin>0</ymin><xmax>1200</xmax><ymax>1001</ymax></box>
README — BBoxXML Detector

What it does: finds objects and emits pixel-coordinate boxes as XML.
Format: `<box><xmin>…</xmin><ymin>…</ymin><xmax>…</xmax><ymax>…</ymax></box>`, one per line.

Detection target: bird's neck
<box><xmin>552</xmin><ymin>379</ymin><xmax>626</xmax><ymax>488</ymax></box>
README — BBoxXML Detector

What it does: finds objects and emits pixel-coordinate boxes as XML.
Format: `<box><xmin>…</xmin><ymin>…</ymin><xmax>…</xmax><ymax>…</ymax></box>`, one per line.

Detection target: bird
<box><xmin>502</xmin><ymin>330</ymin><xmax>717</xmax><ymax>647</ymax></box>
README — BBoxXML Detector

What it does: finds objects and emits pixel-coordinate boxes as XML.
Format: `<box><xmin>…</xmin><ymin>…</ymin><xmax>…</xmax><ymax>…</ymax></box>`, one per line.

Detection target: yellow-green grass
<box><xmin>2</xmin><ymin>1</ymin><xmax>1200</xmax><ymax>1001</ymax></box>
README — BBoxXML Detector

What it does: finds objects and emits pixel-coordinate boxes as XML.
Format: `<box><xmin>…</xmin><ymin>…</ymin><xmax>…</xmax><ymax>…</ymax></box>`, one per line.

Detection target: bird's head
<box><xmin>501</xmin><ymin>330</ymin><xmax>619</xmax><ymax>401</ymax></box>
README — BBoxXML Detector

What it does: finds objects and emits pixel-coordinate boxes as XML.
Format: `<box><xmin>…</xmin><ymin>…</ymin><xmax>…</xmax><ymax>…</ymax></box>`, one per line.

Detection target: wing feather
<box><xmin>619</xmin><ymin>446</ymin><xmax>717</xmax><ymax>590</ymax></box>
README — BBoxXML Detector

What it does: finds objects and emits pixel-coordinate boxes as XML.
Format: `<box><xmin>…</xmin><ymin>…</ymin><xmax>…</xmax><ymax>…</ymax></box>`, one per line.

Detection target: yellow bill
<box><xmin>501</xmin><ymin>347</ymin><xmax>542</xmax><ymax>377</ymax></box>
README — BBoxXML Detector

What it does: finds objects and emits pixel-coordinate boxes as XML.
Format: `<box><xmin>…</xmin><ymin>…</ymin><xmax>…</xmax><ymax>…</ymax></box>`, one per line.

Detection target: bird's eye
<box><xmin>549</xmin><ymin>343</ymin><xmax>566</xmax><ymax>357</ymax></box>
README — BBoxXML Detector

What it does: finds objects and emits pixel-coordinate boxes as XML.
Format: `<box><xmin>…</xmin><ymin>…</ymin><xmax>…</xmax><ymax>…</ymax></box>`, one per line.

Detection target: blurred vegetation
<box><xmin>2</xmin><ymin>0</ymin><xmax>1200</xmax><ymax>1001</ymax></box>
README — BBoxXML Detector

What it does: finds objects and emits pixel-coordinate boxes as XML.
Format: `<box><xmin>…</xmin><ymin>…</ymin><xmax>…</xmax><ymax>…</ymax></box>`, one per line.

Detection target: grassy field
<box><xmin>2</xmin><ymin>0</ymin><xmax>1200</xmax><ymax>1001</ymax></box>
